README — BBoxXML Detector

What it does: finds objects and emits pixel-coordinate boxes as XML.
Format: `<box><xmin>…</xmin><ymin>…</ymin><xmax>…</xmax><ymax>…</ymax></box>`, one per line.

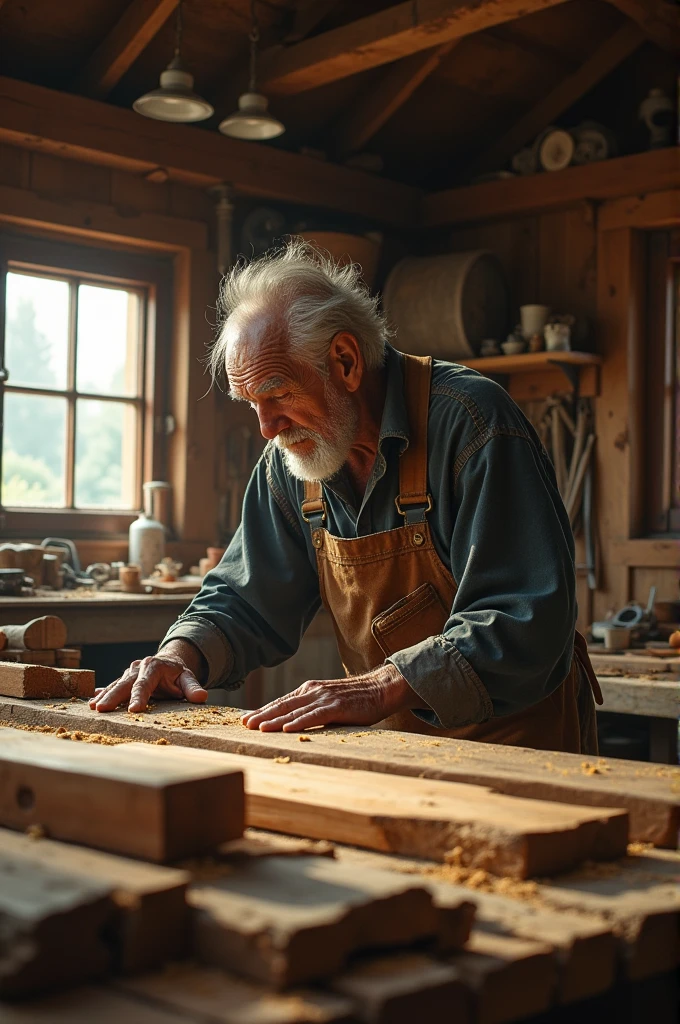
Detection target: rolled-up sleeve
<box><xmin>388</xmin><ymin>432</ymin><xmax>576</xmax><ymax>729</ymax></box>
<box><xmin>160</xmin><ymin>450</ymin><xmax>321</xmax><ymax>689</ymax></box>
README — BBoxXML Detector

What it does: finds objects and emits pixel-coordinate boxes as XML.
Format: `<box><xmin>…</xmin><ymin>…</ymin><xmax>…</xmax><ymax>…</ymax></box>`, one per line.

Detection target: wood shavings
<box><xmin>274</xmin><ymin>756</ymin><xmax>291</xmax><ymax>764</ymax></box>
<box><xmin>25</xmin><ymin>824</ymin><xmax>46</xmax><ymax>840</ymax></box>
<box><xmin>298</xmin><ymin>735</ymin><xmax>312</xmax><ymax>742</ymax></box>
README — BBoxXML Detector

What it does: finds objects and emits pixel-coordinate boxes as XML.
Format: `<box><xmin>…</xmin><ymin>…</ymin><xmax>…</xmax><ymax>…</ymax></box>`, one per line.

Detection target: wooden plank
<box><xmin>598</xmin><ymin>677</ymin><xmax>680</xmax><ymax>720</ymax></box>
<box><xmin>0</xmin><ymin>827</ymin><xmax>190</xmax><ymax>973</ymax></box>
<box><xmin>120</xmin><ymin>965</ymin><xmax>356</xmax><ymax>1023</ymax></box>
<box><xmin>2</xmin><ymin>697</ymin><xmax>676</xmax><ymax>848</ymax></box>
<box><xmin>189</xmin><ymin>854</ymin><xmax>438</xmax><ymax>988</ymax></box>
<box><xmin>0</xmin><ymin>852</ymin><xmax>114</xmax><ymax>998</ymax></box>
<box><xmin>0</xmin><ymin>663</ymin><xmax>95</xmax><ymax>699</ymax></box>
<box><xmin>599</xmin><ymin>190</ymin><xmax>680</xmax><ymax>231</ymax></box>
<box><xmin>0</xmin><ymin>77</ymin><xmax>421</xmax><ymax>226</ymax></box>
<box><xmin>258</xmin><ymin>0</ymin><xmax>569</xmax><ymax>94</ymax></box>
<box><xmin>0</xmin><ymin>731</ymin><xmax>245</xmax><ymax>862</ymax></box>
<box><xmin>332</xmin><ymin>953</ymin><xmax>469</xmax><ymax>1024</ymax></box>
<box><xmin>423</xmin><ymin>148</ymin><xmax>680</xmax><ymax>226</ymax></box>
<box><xmin>0</xmin><ymin>649</ymin><xmax>58</xmax><ymax>666</ymax></box>
<box><xmin>3</xmin><ymin>615</ymin><xmax>67</xmax><ymax>650</ymax></box>
<box><xmin>471</xmin><ymin>21</ymin><xmax>644</xmax><ymax>175</ymax></box>
<box><xmin>72</xmin><ymin>0</ymin><xmax>179</xmax><ymax>100</ymax></box>
<box><xmin>449</xmin><ymin>930</ymin><xmax>556</xmax><ymax>1024</ymax></box>
<box><xmin>160</xmin><ymin>746</ymin><xmax>628</xmax><ymax>878</ymax></box>
<box><xmin>334</xmin><ymin>42</ymin><xmax>456</xmax><ymax>157</ymax></box>
<box><xmin>430</xmin><ymin>881</ymin><xmax>617</xmax><ymax>1003</ymax></box>
<box><xmin>0</xmin><ymin>987</ymin><xmax>200</xmax><ymax>1023</ymax></box>
<box><xmin>589</xmin><ymin>651</ymin><xmax>679</xmax><ymax>675</ymax></box>
<box><xmin>607</xmin><ymin>0</ymin><xmax>680</xmax><ymax>54</ymax></box>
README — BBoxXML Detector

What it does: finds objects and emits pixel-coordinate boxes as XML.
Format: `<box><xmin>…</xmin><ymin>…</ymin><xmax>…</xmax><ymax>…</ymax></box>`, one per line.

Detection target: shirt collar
<box><xmin>378</xmin><ymin>345</ymin><xmax>410</xmax><ymax>455</ymax></box>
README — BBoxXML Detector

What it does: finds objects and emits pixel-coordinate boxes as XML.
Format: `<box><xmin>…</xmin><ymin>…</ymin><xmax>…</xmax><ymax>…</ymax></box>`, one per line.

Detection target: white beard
<box><xmin>275</xmin><ymin>382</ymin><xmax>358</xmax><ymax>482</ymax></box>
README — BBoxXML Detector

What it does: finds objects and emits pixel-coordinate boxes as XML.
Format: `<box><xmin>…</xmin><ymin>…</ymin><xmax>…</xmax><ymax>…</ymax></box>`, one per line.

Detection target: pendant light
<box><xmin>219</xmin><ymin>0</ymin><xmax>284</xmax><ymax>141</ymax></box>
<box><xmin>133</xmin><ymin>1</ymin><xmax>213</xmax><ymax>123</ymax></box>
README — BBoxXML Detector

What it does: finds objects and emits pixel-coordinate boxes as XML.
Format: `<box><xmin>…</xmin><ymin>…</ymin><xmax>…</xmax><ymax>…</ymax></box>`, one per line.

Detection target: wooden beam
<box><xmin>285</xmin><ymin>0</ymin><xmax>342</xmax><ymax>42</ymax></box>
<box><xmin>471</xmin><ymin>21</ymin><xmax>644</xmax><ymax>176</ymax></box>
<box><xmin>259</xmin><ymin>0</ymin><xmax>571</xmax><ymax>94</ymax></box>
<box><xmin>335</xmin><ymin>42</ymin><xmax>456</xmax><ymax>157</ymax></box>
<box><xmin>424</xmin><ymin>148</ymin><xmax>680</xmax><ymax>226</ymax></box>
<box><xmin>72</xmin><ymin>0</ymin><xmax>179</xmax><ymax>100</ymax></box>
<box><xmin>0</xmin><ymin>77</ymin><xmax>420</xmax><ymax>226</ymax></box>
<box><xmin>606</xmin><ymin>0</ymin><xmax>680</xmax><ymax>55</ymax></box>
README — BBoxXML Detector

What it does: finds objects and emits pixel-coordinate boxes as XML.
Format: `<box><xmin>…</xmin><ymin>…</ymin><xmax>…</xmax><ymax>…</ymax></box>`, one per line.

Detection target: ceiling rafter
<box><xmin>605</xmin><ymin>0</ymin><xmax>680</xmax><ymax>55</ymax></box>
<box><xmin>334</xmin><ymin>41</ymin><xmax>457</xmax><ymax>158</ymax></box>
<box><xmin>470</xmin><ymin>20</ymin><xmax>645</xmax><ymax>177</ymax></box>
<box><xmin>285</xmin><ymin>0</ymin><xmax>343</xmax><ymax>43</ymax></box>
<box><xmin>258</xmin><ymin>0</ymin><xmax>571</xmax><ymax>95</ymax></box>
<box><xmin>71</xmin><ymin>0</ymin><xmax>179</xmax><ymax>100</ymax></box>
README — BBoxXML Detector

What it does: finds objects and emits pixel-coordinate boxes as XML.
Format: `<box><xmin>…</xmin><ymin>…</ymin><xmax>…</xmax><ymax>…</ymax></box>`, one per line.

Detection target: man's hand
<box><xmin>241</xmin><ymin>662</ymin><xmax>421</xmax><ymax>732</ymax></box>
<box><xmin>89</xmin><ymin>639</ymin><xmax>208</xmax><ymax>714</ymax></box>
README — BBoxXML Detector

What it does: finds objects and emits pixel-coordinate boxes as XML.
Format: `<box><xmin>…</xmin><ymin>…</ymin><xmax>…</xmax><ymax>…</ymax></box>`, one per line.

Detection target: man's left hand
<box><xmin>241</xmin><ymin>662</ymin><xmax>421</xmax><ymax>732</ymax></box>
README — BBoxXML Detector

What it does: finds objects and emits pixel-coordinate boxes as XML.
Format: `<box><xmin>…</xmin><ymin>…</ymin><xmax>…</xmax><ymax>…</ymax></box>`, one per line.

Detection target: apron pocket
<box><xmin>371</xmin><ymin>581</ymin><xmax>449</xmax><ymax>658</ymax></box>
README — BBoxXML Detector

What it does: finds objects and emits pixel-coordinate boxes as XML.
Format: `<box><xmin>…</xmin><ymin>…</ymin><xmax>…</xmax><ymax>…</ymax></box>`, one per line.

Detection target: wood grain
<box><xmin>0</xmin><ymin>732</ymin><xmax>245</xmax><ymax>862</ymax></box>
<box><xmin>190</xmin><ymin>855</ymin><xmax>438</xmax><ymax>988</ymax></box>
<box><xmin>0</xmin><ymin>663</ymin><xmax>95</xmax><ymax>699</ymax></box>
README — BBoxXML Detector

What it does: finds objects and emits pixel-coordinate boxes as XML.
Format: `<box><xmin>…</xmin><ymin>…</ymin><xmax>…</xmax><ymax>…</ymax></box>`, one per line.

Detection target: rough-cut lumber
<box><xmin>0</xmin><ymin>851</ymin><xmax>113</xmax><ymax>998</ymax></box>
<box><xmin>72</xmin><ymin>0</ymin><xmax>179</xmax><ymax>99</ymax></box>
<box><xmin>190</xmin><ymin>854</ymin><xmax>438</xmax><ymax>988</ymax></box>
<box><xmin>55</xmin><ymin>647</ymin><xmax>82</xmax><ymax>669</ymax></box>
<box><xmin>3</xmin><ymin>697</ymin><xmax>675</xmax><ymax>847</ymax></box>
<box><xmin>259</xmin><ymin>0</ymin><xmax>569</xmax><ymax>94</ymax></box>
<box><xmin>335</xmin><ymin>42</ymin><xmax>456</xmax><ymax>157</ymax></box>
<box><xmin>0</xmin><ymin>731</ymin><xmax>244</xmax><ymax>862</ymax></box>
<box><xmin>121</xmin><ymin>964</ymin><xmax>357</xmax><ymax>1023</ymax></box>
<box><xmin>449</xmin><ymin>930</ymin><xmax>556</xmax><ymax>1024</ymax></box>
<box><xmin>0</xmin><ymin>985</ymin><xmax>201</xmax><ymax>1023</ymax></box>
<box><xmin>332</xmin><ymin>952</ymin><xmax>469</xmax><ymax>1024</ymax></box>
<box><xmin>187</xmin><ymin>748</ymin><xmax>629</xmax><ymax>878</ymax></box>
<box><xmin>599</xmin><ymin>677</ymin><xmax>679</xmax><ymax>720</ymax></box>
<box><xmin>0</xmin><ymin>649</ymin><xmax>57</xmax><ymax>666</ymax></box>
<box><xmin>0</xmin><ymin>76</ymin><xmax>420</xmax><ymax>227</ymax></box>
<box><xmin>0</xmin><ymin>827</ymin><xmax>189</xmax><ymax>973</ymax></box>
<box><xmin>431</xmin><ymin>881</ymin><xmax>616</xmax><ymax>1003</ymax></box>
<box><xmin>590</xmin><ymin>651</ymin><xmax>679</xmax><ymax>674</ymax></box>
<box><xmin>3</xmin><ymin>615</ymin><xmax>67</xmax><ymax>650</ymax></box>
<box><xmin>0</xmin><ymin>663</ymin><xmax>95</xmax><ymax>698</ymax></box>
<box><xmin>471</xmin><ymin>20</ymin><xmax>644</xmax><ymax>175</ymax></box>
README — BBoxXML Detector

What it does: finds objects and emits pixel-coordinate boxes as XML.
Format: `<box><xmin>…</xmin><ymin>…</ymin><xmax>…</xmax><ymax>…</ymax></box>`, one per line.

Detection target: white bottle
<box><xmin>128</xmin><ymin>512</ymin><xmax>165</xmax><ymax>578</ymax></box>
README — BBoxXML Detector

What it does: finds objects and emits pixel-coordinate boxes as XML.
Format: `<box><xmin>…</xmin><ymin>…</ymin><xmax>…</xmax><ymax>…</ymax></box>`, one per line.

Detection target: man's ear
<box><xmin>329</xmin><ymin>332</ymin><xmax>363</xmax><ymax>392</ymax></box>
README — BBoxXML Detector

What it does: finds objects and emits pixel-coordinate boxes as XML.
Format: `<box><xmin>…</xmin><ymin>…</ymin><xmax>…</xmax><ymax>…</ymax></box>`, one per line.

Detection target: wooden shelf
<box><xmin>457</xmin><ymin>351</ymin><xmax>601</xmax><ymax>402</ymax></box>
<box><xmin>424</xmin><ymin>148</ymin><xmax>680</xmax><ymax>227</ymax></box>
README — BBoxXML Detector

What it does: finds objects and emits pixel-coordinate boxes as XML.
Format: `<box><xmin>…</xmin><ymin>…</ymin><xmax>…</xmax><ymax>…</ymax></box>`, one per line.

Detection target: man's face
<box><xmin>225</xmin><ymin>312</ymin><xmax>358</xmax><ymax>481</ymax></box>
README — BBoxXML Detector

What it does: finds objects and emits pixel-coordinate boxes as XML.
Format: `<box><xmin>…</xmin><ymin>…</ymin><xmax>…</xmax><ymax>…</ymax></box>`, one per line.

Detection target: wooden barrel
<box><xmin>383</xmin><ymin>251</ymin><xmax>509</xmax><ymax>359</ymax></box>
<box><xmin>298</xmin><ymin>232</ymin><xmax>381</xmax><ymax>287</ymax></box>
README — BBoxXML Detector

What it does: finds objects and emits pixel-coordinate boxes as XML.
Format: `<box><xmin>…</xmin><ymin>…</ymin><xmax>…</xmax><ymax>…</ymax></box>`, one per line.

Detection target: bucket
<box><xmin>383</xmin><ymin>250</ymin><xmax>509</xmax><ymax>359</ymax></box>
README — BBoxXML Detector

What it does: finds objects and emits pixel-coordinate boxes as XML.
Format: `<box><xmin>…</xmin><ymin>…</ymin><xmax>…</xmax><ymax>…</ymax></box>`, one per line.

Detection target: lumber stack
<box><xmin>0</xmin><ymin>616</ymin><xmax>89</xmax><ymax>696</ymax></box>
<box><xmin>0</xmin><ymin>722</ymin><xmax>678</xmax><ymax>1022</ymax></box>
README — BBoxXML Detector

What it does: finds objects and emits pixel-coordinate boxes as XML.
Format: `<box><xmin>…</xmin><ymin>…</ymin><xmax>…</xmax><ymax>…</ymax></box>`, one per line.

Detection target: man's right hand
<box><xmin>89</xmin><ymin>640</ymin><xmax>208</xmax><ymax>713</ymax></box>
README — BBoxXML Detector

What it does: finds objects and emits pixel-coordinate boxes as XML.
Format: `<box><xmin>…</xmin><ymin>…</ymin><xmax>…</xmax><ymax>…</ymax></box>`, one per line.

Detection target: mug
<box><xmin>602</xmin><ymin>625</ymin><xmax>631</xmax><ymax>651</ymax></box>
<box><xmin>544</xmin><ymin>323</ymin><xmax>571</xmax><ymax>352</ymax></box>
<box><xmin>520</xmin><ymin>305</ymin><xmax>550</xmax><ymax>340</ymax></box>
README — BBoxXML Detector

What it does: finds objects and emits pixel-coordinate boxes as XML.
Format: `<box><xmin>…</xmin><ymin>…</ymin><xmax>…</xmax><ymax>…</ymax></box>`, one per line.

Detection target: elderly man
<box><xmin>92</xmin><ymin>241</ymin><xmax>599</xmax><ymax>752</ymax></box>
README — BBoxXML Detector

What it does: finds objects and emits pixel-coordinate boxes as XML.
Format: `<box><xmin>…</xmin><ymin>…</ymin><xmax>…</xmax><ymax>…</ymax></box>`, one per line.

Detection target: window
<box><xmin>644</xmin><ymin>230</ymin><xmax>680</xmax><ymax>534</ymax></box>
<box><xmin>0</xmin><ymin>233</ymin><xmax>171</xmax><ymax>536</ymax></box>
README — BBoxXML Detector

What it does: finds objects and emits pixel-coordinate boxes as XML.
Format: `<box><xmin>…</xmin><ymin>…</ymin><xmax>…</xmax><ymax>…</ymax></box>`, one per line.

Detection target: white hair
<box><xmin>209</xmin><ymin>238</ymin><xmax>390</xmax><ymax>383</ymax></box>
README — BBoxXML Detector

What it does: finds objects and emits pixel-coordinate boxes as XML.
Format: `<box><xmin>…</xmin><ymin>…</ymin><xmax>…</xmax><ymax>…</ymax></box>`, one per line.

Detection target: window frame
<box><xmin>0</xmin><ymin>231</ymin><xmax>172</xmax><ymax>539</ymax></box>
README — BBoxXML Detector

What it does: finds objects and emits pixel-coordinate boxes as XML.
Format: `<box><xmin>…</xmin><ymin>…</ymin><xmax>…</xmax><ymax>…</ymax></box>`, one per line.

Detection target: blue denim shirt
<box><xmin>161</xmin><ymin>346</ymin><xmax>577</xmax><ymax>729</ymax></box>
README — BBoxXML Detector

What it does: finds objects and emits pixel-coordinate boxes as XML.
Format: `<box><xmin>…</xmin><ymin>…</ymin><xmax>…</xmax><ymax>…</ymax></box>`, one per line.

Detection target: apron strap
<box><xmin>396</xmin><ymin>354</ymin><xmax>433</xmax><ymax>525</ymax></box>
<box><xmin>301</xmin><ymin>480</ymin><xmax>327</xmax><ymax>529</ymax></box>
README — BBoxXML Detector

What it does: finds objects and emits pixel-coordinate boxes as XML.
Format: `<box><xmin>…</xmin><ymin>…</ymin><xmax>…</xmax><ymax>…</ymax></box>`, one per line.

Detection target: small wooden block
<box><xmin>0</xmin><ymin>827</ymin><xmax>190</xmax><ymax>973</ymax></box>
<box><xmin>332</xmin><ymin>953</ymin><xmax>469</xmax><ymax>1024</ymax></box>
<box><xmin>449</xmin><ymin>930</ymin><xmax>556</xmax><ymax>1024</ymax></box>
<box><xmin>190</xmin><ymin>854</ymin><xmax>438</xmax><ymax>988</ymax></box>
<box><xmin>121</xmin><ymin>964</ymin><xmax>356</xmax><ymax>1023</ymax></box>
<box><xmin>55</xmin><ymin>647</ymin><xmax>82</xmax><ymax>669</ymax></box>
<box><xmin>0</xmin><ymin>663</ymin><xmax>95</xmax><ymax>698</ymax></box>
<box><xmin>0</xmin><ymin>850</ymin><xmax>114</xmax><ymax>998</ymax></box>
<box><xmin>0</xmin><ymin>733</ymin><xmax>245</xmax><ymax>862</ymax></box>
<box><xmin>0</xmin><ymin>649</ymin><xmax>57</xmax><ymax>666</ymax></box>
<box><xmin>3</xmin><ymin>615</ymin><xmax>68</xmax><ymax>651</ymax></box>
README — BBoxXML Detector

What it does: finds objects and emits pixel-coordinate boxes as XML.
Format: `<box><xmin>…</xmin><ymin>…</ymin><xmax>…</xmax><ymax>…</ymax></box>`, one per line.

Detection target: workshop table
<box><xmin>597</xmin><ymin>675</ymin><xmax>679</xmax><ymax>765</ymax></box>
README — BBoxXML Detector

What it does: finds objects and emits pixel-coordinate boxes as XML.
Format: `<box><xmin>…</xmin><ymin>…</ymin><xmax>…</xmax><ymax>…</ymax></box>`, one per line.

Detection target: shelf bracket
<box><xmin>547</xmin><ymin>358</ymin><xmax>581</xmax><ymax>406</ymax></box>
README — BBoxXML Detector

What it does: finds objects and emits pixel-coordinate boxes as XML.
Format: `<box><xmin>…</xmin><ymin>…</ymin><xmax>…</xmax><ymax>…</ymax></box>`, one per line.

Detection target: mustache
<box><xmin>275</xmin><ymin>426</ymin><xmax>323</xmax><ymax>449</ymax></box>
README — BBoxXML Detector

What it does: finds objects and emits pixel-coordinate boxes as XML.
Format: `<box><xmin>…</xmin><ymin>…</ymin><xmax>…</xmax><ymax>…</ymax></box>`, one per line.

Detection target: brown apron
<box><xmin>301</xmin><ymin>354</ymin><xmax>601</xmax><ymax>753</ymax></box>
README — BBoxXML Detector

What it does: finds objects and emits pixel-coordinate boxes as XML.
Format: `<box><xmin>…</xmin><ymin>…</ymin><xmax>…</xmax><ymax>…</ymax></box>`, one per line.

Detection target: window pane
<box><xmin>5</xmin><ymin>272</ymin><xmax>69</xmax><ymax>389</ymax></box>
<box><xmin>74</xmin><ymin>399</ymin><xmax>138</xmax><ymax>509</ymax></box>
<box><xmin>76</xmin><ymin>284</ymin><xmax>141</xmax><ymax>397</ymax></box>
<box><xmin>1</xmin><ymin>392</ymin><xmax>66</xmax><ymax>506</ymax></box>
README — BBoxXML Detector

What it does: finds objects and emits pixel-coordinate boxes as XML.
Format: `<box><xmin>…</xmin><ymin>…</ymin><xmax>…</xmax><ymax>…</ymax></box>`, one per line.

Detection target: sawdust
<box><xmin>274</xmin><ymin>756</ymin><xmax>291</xmax><ymax>764</ymax></box>
<box><xmin>25</xmin><ymin>824</ymin><xmax>46</xmax><ymax>840</ymax></box>
<box><xmin>3</xmin><ymin>723</ymin><xmax>166</xmax><ymax>746</ymax></box>
<box><xmin>298</xmin><ymin>735</ymin><xmax>312</xmax><ymax>742</ymax></box>
<box><xmin>151</xmin><ymin>706</ymin><xmax>244</xmax><ymax>730</ymax></box>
